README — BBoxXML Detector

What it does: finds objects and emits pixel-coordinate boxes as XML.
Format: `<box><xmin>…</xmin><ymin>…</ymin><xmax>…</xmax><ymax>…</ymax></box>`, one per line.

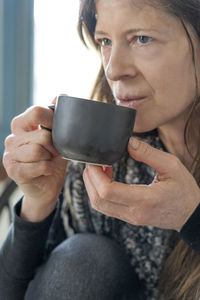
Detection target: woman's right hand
<box><xmin>3</xmin><ymin>99</ymin><xmax>68</xmax><ymax>222</ymax></box>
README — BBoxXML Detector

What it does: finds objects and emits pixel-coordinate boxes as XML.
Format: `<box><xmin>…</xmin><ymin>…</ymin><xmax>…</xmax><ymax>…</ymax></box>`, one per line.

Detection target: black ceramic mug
<box><xmin>50</xmin><ymin>95</ymin><xmax>136</xmax><ymax>165</ymax></box>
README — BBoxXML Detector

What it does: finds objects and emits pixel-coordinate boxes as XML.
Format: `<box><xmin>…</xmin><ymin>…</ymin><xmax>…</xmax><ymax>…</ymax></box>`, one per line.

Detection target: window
<box><xmin>34</xmin><ymin>0</ymin><xmax>100</xmax><ymax>106</ymax></box>
<box><xmin>0</xmin><ymin>0</ymin><xmax>34</xmax><ymax>156</ymax></box>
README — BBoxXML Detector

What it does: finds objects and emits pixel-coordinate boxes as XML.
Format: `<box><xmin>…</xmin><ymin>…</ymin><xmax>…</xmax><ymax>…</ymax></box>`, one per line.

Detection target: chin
<box><xmin>133</xmin><ymin>123</ymin><xmax>158</xmax><ymax>134</ymax></box>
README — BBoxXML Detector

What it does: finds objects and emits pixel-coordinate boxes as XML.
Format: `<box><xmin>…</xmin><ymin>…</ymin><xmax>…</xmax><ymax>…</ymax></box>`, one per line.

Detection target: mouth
<box><xmin>115</xmin><ymin>96</ymin><xmax>148</xmax><ymax>109</ymax></box>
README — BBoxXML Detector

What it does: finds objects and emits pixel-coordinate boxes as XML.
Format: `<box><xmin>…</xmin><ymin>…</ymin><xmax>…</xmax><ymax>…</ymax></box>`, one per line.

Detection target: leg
<box><xmin>25</xmin><ymin>233</ymin><xmax>141</xmax><ymax>300</ymax></box>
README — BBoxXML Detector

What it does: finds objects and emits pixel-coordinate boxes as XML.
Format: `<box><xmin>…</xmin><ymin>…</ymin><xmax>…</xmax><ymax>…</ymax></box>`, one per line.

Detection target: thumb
<box><xmin>128</xmin><ymin>137</ymin><xmax>175</xmax><ymax>176</ymax></box>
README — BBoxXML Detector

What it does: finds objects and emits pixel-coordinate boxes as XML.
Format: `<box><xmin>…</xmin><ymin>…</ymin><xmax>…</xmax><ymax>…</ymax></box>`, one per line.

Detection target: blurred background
<box><xmin>0</xmin><ymin>0</ymin><xmax>100</xmax><ymax>245</ymax></box>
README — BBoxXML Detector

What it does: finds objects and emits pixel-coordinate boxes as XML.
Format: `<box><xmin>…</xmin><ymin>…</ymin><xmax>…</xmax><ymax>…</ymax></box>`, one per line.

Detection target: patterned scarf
<box><xmin>57</xmin><ymin>131</ymin><xmax>176</xmax><ymax>299</ymax></box>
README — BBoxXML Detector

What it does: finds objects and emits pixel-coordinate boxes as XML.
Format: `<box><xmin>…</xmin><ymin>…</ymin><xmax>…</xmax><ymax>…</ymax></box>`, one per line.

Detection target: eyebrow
<box><xmin>95</xmin><ymin>28</ymin><xmax>162</xmax><ymax>36</ymax></box>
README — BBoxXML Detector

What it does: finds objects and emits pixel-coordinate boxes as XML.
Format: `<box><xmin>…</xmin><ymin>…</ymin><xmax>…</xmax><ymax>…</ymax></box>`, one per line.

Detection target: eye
<box><xmin>137</xmin><ymin>36</ymin><xmax>153</xmax><ymax>44</ymax></box>
<box><xmin>97</xmin><ymin>38</ymin><xmax>112</xmax><ymax>47</ymax></box>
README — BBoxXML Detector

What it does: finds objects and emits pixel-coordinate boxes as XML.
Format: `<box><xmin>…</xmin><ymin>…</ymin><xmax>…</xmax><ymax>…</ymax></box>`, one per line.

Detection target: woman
<box><xmin>1</xmin><ymin>0</ymin><xmax>200</xmax><ymax>299</ymax></box>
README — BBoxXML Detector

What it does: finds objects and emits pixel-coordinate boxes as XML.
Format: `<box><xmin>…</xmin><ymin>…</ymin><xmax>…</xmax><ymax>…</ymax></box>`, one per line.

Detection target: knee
<box><xmin>53</xmin><ymin>233</ymin><xmax>138</xmax><ymax>289</ymax></box>
<box><xmin>39</xmin><ymin>233</ymin><xmax>132</xmax><ymax>289</ymax></box>
<box><xmin>53</xmin><ymin>233</ymin><xmax>127</xmax><ymax>271</ymax></box>
<box><xmin>25</xmin><ymin>234</ymin><xmax>141</xmax><ymax>300</ymax></box>
<box><xmin>50</xmin><ymin>233</ymin><xmax>126</xmax><ymax>273</ymax></box>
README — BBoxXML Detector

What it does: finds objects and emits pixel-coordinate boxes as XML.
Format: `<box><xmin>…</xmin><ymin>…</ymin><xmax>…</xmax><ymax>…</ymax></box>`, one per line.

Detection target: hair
<box><xmin>78</xmin><ymin>1</ymin><xmax>200</xmax><ymax>299</ymax></box>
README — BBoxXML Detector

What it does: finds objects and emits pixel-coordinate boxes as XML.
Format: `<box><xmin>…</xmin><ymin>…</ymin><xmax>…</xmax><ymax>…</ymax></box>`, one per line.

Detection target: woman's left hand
<box><xmin>83</xmin><ymin>137</ymin><xmax>200</xmax><ymax>232</ymax></box>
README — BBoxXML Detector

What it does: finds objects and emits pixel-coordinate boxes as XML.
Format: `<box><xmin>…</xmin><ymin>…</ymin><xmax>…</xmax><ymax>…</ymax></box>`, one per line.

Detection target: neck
<box><xmin>158</xmin><ymin>118</ymin><xmax>197</xmax><ymax>170</ymax></box>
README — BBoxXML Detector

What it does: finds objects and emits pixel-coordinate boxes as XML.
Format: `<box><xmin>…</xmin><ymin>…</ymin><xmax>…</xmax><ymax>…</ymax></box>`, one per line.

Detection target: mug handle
<box><xmin>40</xmin><ymin>104</ymin><xmax>55</xmax><ymax>132</ymax></box>
<box><xmin>48</xmin><ymin>104</ymin><xmax>55</xmax><ymax>111</ymax></box>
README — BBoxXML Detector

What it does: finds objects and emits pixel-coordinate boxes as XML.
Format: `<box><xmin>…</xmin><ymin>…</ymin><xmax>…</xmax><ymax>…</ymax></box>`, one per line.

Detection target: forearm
<box><xmin>0</xmin><ymin>199</ymin><xmax>55</xmax><ymax>300</ymax></box>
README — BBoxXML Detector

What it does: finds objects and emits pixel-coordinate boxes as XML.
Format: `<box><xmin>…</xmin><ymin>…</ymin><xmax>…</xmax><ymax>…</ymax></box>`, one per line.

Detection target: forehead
<box><xmin>95</xmin><ymin>0</ymin><xmax>180</xmax><ymax>34</ymax></box>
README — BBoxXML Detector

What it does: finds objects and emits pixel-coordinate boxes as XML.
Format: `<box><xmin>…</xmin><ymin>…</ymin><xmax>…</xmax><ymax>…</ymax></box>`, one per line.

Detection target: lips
<box><xmin>116</xmin><ymin>95</ymin><xmax>147</xmax><ymax>109</ymax></box>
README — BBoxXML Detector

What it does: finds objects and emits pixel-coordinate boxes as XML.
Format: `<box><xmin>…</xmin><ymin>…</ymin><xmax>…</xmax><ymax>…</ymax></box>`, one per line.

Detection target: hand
<box><xmin>83</xmin><ymin>137</ymin><xmax>200</xmax><ymax>231</ymax></box>
<box><xmin>3</xmin><ymin>97</ymin><xmax>68</xmax><ymax>221</ymax></box>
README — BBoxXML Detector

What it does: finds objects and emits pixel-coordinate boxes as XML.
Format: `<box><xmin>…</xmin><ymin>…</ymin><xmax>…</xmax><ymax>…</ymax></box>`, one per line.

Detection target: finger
<box><xmin>50</xmin><ymin>94</ymin><xmax>68</xmax><ymax>106</ymax></box>
<box><xmin>11</xmin><ymin>106</ymin><xmax>54</xmax><ymax>134</ymax></box>
<box><xmin>102</xmin><ymin>166</ymin><xmax>113</xmax><ymax>179</ymax></box>
<box><xmin>86</xmin><ymin>164</ymin><xmax>154</xmax><ymax>206</ymax></box>
<box><xmin>128</xmin><ymin>137</ymin><xmax>179</xmax><ymax>176</ymax></box>
<box><xmin>5</xmin><ymin>160</ymin><xmax>55</xmax><ymax>184</ymax></box>
<box><xmin>51</xmin><ymin>96</ymin><xmax>58</xmax><ymax>105</ymax></box>
<box><xmin>26</xmin><ymin>129</ymin><xmax>59</xmax><ymax>157</ymax></box>
<box><xmin>14</xmin><ymin>144</ymin><xmax>52</xmax><ymax>162</ymax></box>
<box><xmin>83</xmin><ymin>167</ymin><xmax>99</xmax><ymax>203</ymax></box>
<box><xmin>85</xmin><ymin>164</ymin><xmax>113</xmax><ymax>190</ymax></box>
<box><xmin>83</xmin><ymin>167</ymin><xmax>139</xmax><ymax>224</ymax></box>
<box><xmin>5</xmin><ymin>129</ymin><xmax>59</xmax><ymax>157</ymax></box>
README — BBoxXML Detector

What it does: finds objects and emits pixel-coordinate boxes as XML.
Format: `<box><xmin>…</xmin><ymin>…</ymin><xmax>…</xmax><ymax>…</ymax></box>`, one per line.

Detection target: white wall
<box><xmin>34</xmin><ymin>0</ymin><xmax>100</xmax><ymax>106</ymax></box>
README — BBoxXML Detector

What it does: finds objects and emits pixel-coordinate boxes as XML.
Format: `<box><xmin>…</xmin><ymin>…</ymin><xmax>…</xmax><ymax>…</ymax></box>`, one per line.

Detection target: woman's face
<box><xmin>95</xmin><ymin>0</ymin><xmax>200</xmax><ymax>133</ymax></box>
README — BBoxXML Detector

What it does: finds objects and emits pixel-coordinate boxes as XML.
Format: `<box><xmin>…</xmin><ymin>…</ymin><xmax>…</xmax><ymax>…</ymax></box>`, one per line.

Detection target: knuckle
<box><xmin>4</xmin><ymin>134</ymin><xmax>15</xmax><ymax>149</ymax></box>
<box><xmin>10</xmin><ymin>106</ymin><xmax>41</xmax><ymax>132</ymax></box>
<box><xmin>141</xmin><ymin>143</ymin><xmax>153</xmax><ymax>157</ymax></box>
<box><xmin>169</xmin><ymin>155</ymin><xmax>181</xmax><ymax>171</ymax></box>
<box><xmin>29</xmin><ymin>144</ymin><xmax>43</xmax><ymax>159</ymax></box>
<box><xmin>40</xmin><ymin>160</ymin><xmax>52</xmax><ymax>174</ymax></box>
<box><xmin>29</xmin><ymin>105</ymin><xmax>43</xmax><ymax>116</ymax></box>
<box><xmin>99</xmin><ymin>185</ymin><xmax>111</xmax><ymax>200</ymax></box>
<box><xmin>33</xmin><ymin>143</ymin><xmax>43</xmax><ymax>154</ymax></box>
<box><xmin>3</xmin><ymin>153</ymin><xmax>16</xmax><ymax>178</ymax></box>
<box><xmin>38</xmin><ymin>131</ymin><xmax>57</xmax><ymax>156</ymax></box>
<box><xmin>2</xmin><ymin>152</ymin><xmax>10</xmax><ymax>169</ymax></box>
<box><xmin>28</xmin><ymin>105</ymin><xmax>45</xmax><ymax>122</ymax></box>
<box><xmin>11</xmin><ymin>115</ymin><xmax>21</xmax><ymax>132</ymax></box>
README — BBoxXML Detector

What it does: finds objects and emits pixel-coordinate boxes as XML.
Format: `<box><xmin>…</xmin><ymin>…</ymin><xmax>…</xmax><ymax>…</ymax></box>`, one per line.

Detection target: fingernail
<box><xmin>129</xmin><ymin>137</ymin><xmax>139</xmax><ymax>150</ymax></box>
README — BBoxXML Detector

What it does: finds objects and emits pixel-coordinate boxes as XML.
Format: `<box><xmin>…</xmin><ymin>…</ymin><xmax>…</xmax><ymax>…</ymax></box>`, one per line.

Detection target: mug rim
<box><xmin>57</xmin><ymin>95</ymin><xmax>136</xmax><ymax>113</ymax></box>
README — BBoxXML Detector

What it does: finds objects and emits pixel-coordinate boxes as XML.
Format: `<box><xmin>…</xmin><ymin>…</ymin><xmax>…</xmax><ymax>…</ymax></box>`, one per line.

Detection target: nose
<box><xmin>105</xmin><ymin>45</ymin><xmax>138</xmax><ymax>81</ymax></box>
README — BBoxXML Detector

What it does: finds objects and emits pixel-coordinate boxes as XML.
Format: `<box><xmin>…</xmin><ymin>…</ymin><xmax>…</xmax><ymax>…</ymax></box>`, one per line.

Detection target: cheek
<box><xmin>147</xmin><ymin>52</ymin><xmax>196</xmax><ymax>107</ymax></box>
